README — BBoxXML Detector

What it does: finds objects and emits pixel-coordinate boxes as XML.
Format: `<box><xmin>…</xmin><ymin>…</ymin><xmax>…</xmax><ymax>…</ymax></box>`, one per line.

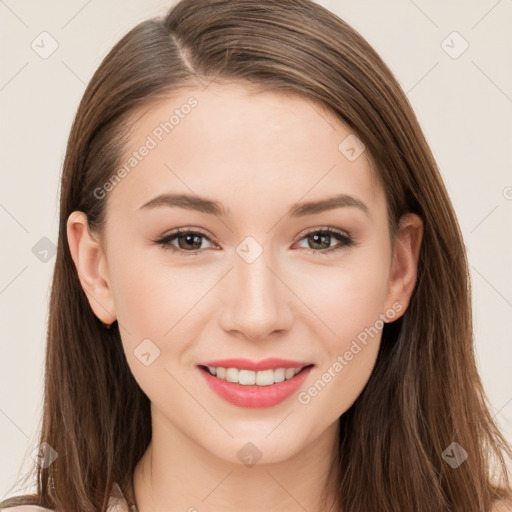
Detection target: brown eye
<box><xmin>175</xmin><ymin>233</ymin><xmax>203</xmax><ymax>251</ymax></box>
<box><xmin>295</xmin><ymin>228</ymin><xmax>355</xmax><ymax>255</ymax></box>
<box><xmin>307</xmin><ymin>232</ymin><xmax>332</xmax><ymax>250</ymax></box>
<box><xmin>154</xmin><ymin>228</ymin><xmax>215</xmax><ymax>255</ymax></box>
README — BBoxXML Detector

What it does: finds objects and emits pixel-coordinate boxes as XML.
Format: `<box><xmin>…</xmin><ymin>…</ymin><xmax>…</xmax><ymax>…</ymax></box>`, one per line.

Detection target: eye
<box><xmin>294</xmin><ymin>227</ymin><xmax>355</xmax><ymax>255</ymax></box>
<box><xmin>153</xmin><ymin>228</ymin><xmax>217</xmax><ymax>256</ymax></box>
<box><xmin>153</xmin><ymin>226</ymin><xmax>356</xmax><ymax>256</ymax></box>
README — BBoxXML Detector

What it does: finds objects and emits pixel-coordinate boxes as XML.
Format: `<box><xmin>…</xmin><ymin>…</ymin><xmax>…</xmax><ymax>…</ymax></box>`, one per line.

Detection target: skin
<box><xmin>67</xmin><ymin>81</ymin><xmax>423</xmax><ymax>512</ymax></box>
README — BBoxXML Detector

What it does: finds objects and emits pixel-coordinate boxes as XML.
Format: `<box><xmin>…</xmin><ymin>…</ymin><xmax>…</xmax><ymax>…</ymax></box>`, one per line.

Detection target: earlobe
<box><xmin>66</xmin><ymin>211</ymin><xmax>117</xmax><ymax>325</ymax></box>
<box><xmin>384</xmin><ymin>213</ymin><xmax>424</xmax><ymax>321</ymax></box>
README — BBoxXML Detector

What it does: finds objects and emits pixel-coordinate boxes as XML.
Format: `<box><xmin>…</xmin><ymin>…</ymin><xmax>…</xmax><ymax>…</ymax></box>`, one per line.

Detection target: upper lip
<box><xmin>198</xmin><ymin>358</ymin><xmax>314</xmax><ymax>371</ymax></box>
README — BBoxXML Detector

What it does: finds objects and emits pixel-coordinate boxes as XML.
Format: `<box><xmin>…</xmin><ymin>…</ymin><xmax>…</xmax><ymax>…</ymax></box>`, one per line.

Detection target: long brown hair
<box><xmin>2</xmin><ymin>0</ymin><xmax>511</xmax><ymax>510</ymax></box>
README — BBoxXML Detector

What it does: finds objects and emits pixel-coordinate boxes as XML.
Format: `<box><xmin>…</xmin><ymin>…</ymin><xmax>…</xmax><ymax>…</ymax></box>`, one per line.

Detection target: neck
<box><xmin>130</xmin><ymin>409</ymin><xmax>341</xmax><ymax>512</ymax></box>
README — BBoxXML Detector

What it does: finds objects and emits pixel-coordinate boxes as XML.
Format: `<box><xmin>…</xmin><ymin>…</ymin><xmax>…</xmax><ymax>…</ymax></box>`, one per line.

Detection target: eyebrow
<box><xmin>138</xmin><ymin>193</ymin><xmax>369</xmax><ymax>217</ymax></box>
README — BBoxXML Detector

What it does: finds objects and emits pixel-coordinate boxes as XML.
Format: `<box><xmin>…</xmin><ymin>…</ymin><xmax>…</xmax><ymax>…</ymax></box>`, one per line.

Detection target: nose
<box><xmin>219</xmin><ymin>248</ymin><xmax>294</xmax><ymax>341</ymax></box>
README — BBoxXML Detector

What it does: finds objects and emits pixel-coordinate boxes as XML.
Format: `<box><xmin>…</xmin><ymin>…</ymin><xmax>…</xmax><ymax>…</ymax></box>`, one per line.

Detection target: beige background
<box><xmin>1</xmin><ymin>0</ymin><xmax>511</xmax><ymax>498</ymax></box>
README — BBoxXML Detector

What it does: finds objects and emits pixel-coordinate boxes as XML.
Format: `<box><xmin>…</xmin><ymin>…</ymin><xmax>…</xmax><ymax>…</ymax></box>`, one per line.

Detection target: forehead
<box><xmin>106</xmin><ymin>81</ymin><xmax>383</xmax><ymax>219</ymax></box>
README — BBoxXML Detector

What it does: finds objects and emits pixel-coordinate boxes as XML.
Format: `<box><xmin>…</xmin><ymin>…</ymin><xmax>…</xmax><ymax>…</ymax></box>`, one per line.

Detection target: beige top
<box><xmin>2</xmin><ymin>483</ymin><xmax>134</xmax><ymax>512</ymax></box>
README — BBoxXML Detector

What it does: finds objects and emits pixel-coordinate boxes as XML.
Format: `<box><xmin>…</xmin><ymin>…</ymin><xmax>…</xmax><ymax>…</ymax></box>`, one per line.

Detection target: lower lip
<box><xmin>197</xmin><ymin>365</ymin><xmax>314</xmax><ymax>408</ymax></box>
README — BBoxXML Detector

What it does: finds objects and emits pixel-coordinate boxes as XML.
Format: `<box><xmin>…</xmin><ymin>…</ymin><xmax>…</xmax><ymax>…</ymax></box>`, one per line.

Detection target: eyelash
<box><xmin>153</xmin><ymin>226</ymin><xmax>356</xmax><ymax>257</ymax></box>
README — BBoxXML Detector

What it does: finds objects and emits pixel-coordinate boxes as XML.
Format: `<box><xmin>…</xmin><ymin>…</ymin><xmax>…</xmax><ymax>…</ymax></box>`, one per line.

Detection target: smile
<box><xmin>201</xmin><ymin>365</ymin><xmax>309</xmax><ymax>386</ymax></box>
<box><xmin>196</xmin><ymin>359</ymin><xmax>315</xmax><ymax>408</ymax></box>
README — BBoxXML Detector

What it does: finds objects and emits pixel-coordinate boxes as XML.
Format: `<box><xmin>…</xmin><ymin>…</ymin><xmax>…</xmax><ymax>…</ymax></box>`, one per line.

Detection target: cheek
<box><xmin>298</xmin><ymin>249</ymin><xmax>389</xmax><ymax>406</ymax></box>
<box><xmin>297</xmin><ymin>270</ymin><xmax>386</xmax><ymax>419</ymax></box>
<box><xmin>108</xmin><ymin>248</ymin><xmax>216</xmax><ymax>388</ymax></box>
<box><xmin>109</xmin><ymin>261</ymin><xmax>160</xmax><ymax>336</ymax></box>
<box><xmin>107</xmin><ymin>250</ymin><xmax>198</xmax><ymax>401</ymax></box>
<box><xmin>109</xmin><ymin>246</ymin><xmax>202</xmax><ymax>336</ymax></box>
<box><xmin>300</xmin><ymin>250</ymin><xmax>390</xmax><ymax>342</ymax></box>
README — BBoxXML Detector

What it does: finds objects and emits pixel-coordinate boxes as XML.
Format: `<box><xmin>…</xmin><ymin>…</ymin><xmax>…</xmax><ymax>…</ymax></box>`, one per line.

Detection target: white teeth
<box><xmin>285</xmin><ymin>368</ymin><xmax>296</xmax><ymax>380</ymax></box>
<box><xmin>225</xmin><ymin>368</ymin><xmax>239</xmax><ymax>383</ymax></box>
<box><xmin>255</xmin><ymin>369</ymin><xmax>274</xmax><ymax>386</ymax></box>
<box><xmin>239</xmin><ymin>369</ymin><xmax>256</xmax><ymax>385</ymax></box>
<box><xmin>273</xmin><ymin>368</ymin><xmax>285</xmax><ymax>383</ymax></box>
<box><xmin>205</xmin><ymin>365</ymin><xmax>307</xmax><ymax>386</ymax></box>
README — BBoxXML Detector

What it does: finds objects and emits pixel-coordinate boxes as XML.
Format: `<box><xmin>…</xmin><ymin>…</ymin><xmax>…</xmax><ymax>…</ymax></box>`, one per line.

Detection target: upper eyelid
<box><xmin>157</xmin><ymin>227</ymin><xmax>213</xmax><ymax>241</ymax></box>
<box><xmin>156</xmin><ymin>226</ymin><xmax>352</xmax><ymax>248</ymax></box>
<box><xmin>295</xmin><ymin>225</ymin><xmax>351</xmax><ymax>239</ymax></box>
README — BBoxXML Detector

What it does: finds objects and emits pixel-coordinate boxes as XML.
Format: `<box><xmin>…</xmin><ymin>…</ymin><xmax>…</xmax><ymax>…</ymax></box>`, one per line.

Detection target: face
<box><xmin>68</xmin><ymin>81</ymin><xmax>422</xmax><ymax>465</ymax></box>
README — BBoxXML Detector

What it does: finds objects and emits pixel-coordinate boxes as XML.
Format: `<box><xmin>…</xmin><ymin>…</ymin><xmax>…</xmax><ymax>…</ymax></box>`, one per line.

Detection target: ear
<box><xmin>384</xmin><ymin>212</ymin><xmax>423</xmax><ymax>322</ymax></box>
<box><xmin>66</xmin><ymin>211</ymin><xmax>117</xmax><ymax>324</ymax></box>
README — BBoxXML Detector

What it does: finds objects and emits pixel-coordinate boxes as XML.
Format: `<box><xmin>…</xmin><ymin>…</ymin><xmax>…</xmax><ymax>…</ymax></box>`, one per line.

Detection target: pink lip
<box><xmin>199</xmin><ymin>358</ymin><xmax>313</xmax><ymax>371</ymax></box>
<box><xmin>196</xmin><ymin>364</ymin><xmax>314</xmax><ymax>408</ymax></box>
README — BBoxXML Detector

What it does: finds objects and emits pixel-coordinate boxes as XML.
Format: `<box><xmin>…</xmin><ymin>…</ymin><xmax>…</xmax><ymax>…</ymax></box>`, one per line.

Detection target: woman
<box><xmin>2</xmin><ymin>0</ymin><xmax>511</xmax><ymax>511</ymax></box>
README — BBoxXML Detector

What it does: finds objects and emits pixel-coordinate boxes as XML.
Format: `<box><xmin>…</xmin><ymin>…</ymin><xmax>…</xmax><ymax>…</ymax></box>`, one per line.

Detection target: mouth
<box><xmin>197</xmin><ymin>363</ymin><xmax>314</xmax><ymax>386</ymax></box>
<box><xmin>196</xmin><ymin>360</ymin><xmax>315</xmax><ymax>408</ymax></box>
